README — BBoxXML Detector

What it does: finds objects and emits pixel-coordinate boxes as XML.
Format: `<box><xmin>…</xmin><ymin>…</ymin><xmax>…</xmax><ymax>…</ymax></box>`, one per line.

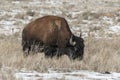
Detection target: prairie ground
<box><xmin>0</xmin><ymin>0</ymin><xmax>120</xmax><ymax>79</ymax></box>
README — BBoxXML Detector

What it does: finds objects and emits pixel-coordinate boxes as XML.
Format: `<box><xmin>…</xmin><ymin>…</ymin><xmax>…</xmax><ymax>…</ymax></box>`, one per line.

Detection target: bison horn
<box><xmin>79</xmin><ymin>30</ymin><xmax>82</xmax><ymax>37</ymax></box>
<box><xmin>70</xmin><ymin>35</ymin><xmax>76</xmax><ymax>46</ymax></box>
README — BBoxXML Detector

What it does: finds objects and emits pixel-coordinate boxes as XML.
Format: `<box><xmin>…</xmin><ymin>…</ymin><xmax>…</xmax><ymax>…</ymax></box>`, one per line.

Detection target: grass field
<box><xmin>0</xmin><ymin>36</ymin><xmax>120</xmax><ymax>74</ymax></box>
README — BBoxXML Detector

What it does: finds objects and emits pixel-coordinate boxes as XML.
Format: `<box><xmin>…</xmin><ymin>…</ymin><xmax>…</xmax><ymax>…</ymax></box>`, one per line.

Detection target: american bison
<box><xmin>22</xmin><ymin>15</ymin><xmax>84</xmax><ymax>60</ymax></box>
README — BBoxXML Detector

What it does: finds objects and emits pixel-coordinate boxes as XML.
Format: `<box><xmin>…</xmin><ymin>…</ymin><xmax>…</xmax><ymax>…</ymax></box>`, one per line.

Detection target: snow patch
<box><xmin>15</xmin><ymin>69</ymin><xmax>120</xmax><ymax>80</ymax></box>
<box><xmin>109</xmin><ymin>25</ymin><xmax>120</xmax><ymax>33</ymax></box>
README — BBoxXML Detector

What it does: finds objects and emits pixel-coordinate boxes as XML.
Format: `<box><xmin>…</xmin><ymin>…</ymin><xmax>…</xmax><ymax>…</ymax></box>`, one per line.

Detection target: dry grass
<box><xmin>84</xmin><ymin>37</ymin><xmax>120</xmax><ymax>72</ymax></box>
<box><xmin>0</xmin><ymin>36</ymin><xmax>120</xmax><ymax>74</ymax></box>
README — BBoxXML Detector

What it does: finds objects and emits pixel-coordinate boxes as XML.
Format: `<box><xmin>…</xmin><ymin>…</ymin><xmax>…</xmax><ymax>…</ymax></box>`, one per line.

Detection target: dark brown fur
<box><xmin>22</xmin><ymin>15</ymin><xmax>84</xmax><ymax>60</ymax></box>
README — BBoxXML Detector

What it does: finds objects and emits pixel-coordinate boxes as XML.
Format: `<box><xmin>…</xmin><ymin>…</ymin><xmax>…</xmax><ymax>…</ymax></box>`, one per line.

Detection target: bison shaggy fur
<box><xmin>22</xmin><ymin>15</ymin><xmax>84</xmax><ymax>60</ymax></box>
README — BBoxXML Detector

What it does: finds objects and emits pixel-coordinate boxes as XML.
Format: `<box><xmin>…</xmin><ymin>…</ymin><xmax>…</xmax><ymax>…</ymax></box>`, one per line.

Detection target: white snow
<box><xmin>15</xmin><ymin>69</ymin><xmax>120</xmax><ymax>80</ymax></box>
<box><xmin>109</xmin><ymin>25</ymin><xmax>120</xmax><ymax>33</ymax></box>
<box><xmin>12</xmin><ymin>1</ymin><xmax>20</xmax><ymax>4</ymax></box>
<box><xmin>0</xmin><ymin>0</ymin><xmax>119</xmax><ymax>38</ymax></box>
<box><xmin>0</xmin><ymin>20</ymin><xmax>15</xmax><ymax>25</ymax></box>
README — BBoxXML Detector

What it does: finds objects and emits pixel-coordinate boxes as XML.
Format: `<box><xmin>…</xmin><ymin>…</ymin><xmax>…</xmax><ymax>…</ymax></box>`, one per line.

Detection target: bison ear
<box><xmin>70</xmin><ymin>35</ymin><xmax>76</xmax><ymax>46</ymax></box>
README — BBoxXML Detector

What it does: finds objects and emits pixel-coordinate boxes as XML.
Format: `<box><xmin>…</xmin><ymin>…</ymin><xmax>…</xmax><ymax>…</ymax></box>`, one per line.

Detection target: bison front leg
<box><xmin>44</xmin><ymin>46</ymin><xmax>57</xmax><ymax>58</ymax></box>
<box><xmin>56</xmin><ymin>48</ymin><xmax>64</xmax><ymax>58</ymax></box>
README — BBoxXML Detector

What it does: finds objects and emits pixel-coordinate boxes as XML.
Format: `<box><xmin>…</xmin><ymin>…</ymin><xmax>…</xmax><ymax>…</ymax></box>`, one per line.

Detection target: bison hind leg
<box><xmin>22</xmin><ymin>41</ymin><xmax>31</xmax><ymax>56</ymax></box>
<box><xmin>37</xmin><ymin>41</ymin><xmax>44</xmax><ymax>52</ymax></box>
<box><xmin>31</xmin><ymin>40</ymin><xmax>44</xmax><ymax>53</ymax></box>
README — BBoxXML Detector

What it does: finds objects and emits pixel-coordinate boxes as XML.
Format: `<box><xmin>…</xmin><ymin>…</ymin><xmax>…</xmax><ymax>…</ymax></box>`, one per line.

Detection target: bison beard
<box><xmin>22</xmin><ymin>15</ymin><xmax>84</xmax><ymax>60</ymax></box>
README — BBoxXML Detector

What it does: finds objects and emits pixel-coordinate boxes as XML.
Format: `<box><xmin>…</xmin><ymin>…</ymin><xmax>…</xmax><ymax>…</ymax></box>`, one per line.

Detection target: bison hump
<box><xmin>55</xmin><ymin>20</ymin><xmax>61</xmax><ymax>30</ymax></box>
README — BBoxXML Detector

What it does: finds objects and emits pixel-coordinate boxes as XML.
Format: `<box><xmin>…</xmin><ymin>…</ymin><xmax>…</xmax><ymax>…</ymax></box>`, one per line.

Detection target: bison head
<box><xmin>68</xmin><ymin>34</ymin><xmax>85</xmax><ymax>60</ymax></box>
